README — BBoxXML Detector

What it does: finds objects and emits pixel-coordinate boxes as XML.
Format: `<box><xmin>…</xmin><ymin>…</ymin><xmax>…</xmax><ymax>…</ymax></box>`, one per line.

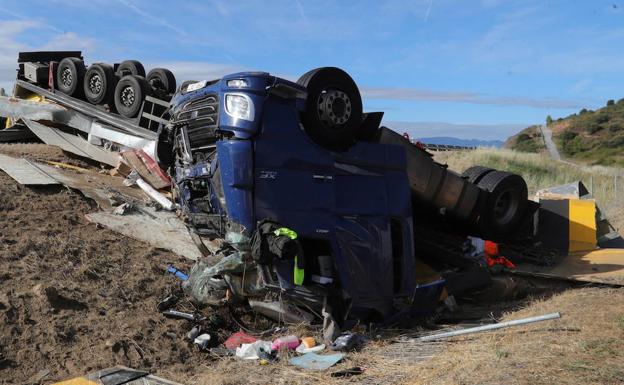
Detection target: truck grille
<box><xmin>174</xmin><ymin>95</ymin><xmax>219</xmax><ymax>149</ymax></box>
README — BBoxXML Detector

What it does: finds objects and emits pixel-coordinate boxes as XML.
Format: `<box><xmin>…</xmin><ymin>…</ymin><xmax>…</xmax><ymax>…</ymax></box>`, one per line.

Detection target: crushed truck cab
<box><xmin>168</xmin><ymin>71</ymin><xmax>417</xmax><ymax>319</ymax></box>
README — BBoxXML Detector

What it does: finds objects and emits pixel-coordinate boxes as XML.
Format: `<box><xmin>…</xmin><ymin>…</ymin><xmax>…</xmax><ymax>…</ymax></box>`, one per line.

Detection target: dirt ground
<box><xmin>0</xmin><ymin>144</ymin><xmax>208</xmax><ymax>384</ymax></box>
<box><xmin>1</xmin><ymin>144</ymin><xmax>623</xmax><ymax>385</ymax></box>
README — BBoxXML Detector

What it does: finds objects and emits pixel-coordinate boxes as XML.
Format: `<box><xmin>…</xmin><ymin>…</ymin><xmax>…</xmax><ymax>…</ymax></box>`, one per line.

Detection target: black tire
<box><xmin>297</xmin><ymin>67</ymin><xmax>363</xmax><ymax>151</ymax></box>
<box><xmin>477</xmin><ymin>171</ymin><xmax>528</xmax><ymax>238</ymax></box>
<box><xmin>462</xmin><ymin>166</ymin><xmax>494</xmax><ymax>184</ymax></box>
<box><xmin>116</xmin><ymin>60</ymin><xmax>146</xmax><ymax>77</ymax></box>
<box><xmin>83</xmin><ymin>63</ymin><xmax>115</xmax><ymax>105</ymax></box>
<box><xmin>114</xmin><ymin>75</ymin><xmax>150</xmax><ymax>118</ymax></box>
<box><xmin>56</xmin><ymin>58</ymin><xmax>86</xmax><ymax>97</ymax></box>
<box><xmin>147</xmin><ymin>68</ymin><xmax>176</xmax><ymax>94</ymax></box>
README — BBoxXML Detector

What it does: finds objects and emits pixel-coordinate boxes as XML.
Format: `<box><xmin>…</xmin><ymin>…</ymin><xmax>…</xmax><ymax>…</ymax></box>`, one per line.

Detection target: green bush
<box><xmin>517</xmin><ymin>133</ymin><xmax>531</xmax><ymax>142</ymax></box>
<box><xmin>586</xmin><ymin>122</ymin><xmax>604</xmax><ymax>134</ymax></box>
<box><xmin>607</xmin><ymin>99</ymin><xmax>615</xmax><ymax>106</ymax></box>
<box><xmin>608</xmin><ymin>123</ymin><xmax>622</xmax><ymax>133</ymax></box>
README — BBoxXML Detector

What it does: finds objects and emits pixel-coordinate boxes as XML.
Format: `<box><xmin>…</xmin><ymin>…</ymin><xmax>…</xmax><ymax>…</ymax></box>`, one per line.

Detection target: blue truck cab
<box><xmin>168</xmin><ymin>70</ymin><xmax>429</xmax><ymax>321</ymax></box>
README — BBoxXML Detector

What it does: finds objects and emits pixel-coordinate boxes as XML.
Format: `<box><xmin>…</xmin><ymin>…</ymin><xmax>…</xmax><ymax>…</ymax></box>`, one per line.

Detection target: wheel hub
<box><xmin>318</xmin><ymin>89</ymin><xmax>352</xmax><ymax>128</ymax></box>
<box><xmin>493</xmin><ymin>190</ymin><xmax>518</xmax><ymax>224</ymax></box>
<box><xmin>89</xmin><ymin>74</ymin><xmax>102</xmax><ymax>94</ymax></box>
<box><xmin>121</xmin><ymin>86</ymin><xmax>135</xmax><ymax>107</ymax></box>
<box><xmin>61</xmin><ymin>68</ymin><xmax>73</xmax><ymax>87</ymax></box>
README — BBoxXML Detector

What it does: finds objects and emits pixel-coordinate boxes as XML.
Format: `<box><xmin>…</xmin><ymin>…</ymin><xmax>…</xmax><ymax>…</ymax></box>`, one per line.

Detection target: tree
<box><xmin>546</xmin><ymin>115</ymin><xmax>553</xmax><ymax>126</ymax></box>
<box><xmin>607</xmin><ymin>99</ymin><xmax>615</xmax><ymax>106</ymax></box>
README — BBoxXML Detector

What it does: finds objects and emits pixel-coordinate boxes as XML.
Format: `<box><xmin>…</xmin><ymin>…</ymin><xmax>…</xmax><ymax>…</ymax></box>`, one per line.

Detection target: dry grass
<box><xmin>434</xmin><ymin>148</ymin><xmax>624</xmax><ymax>231</ymax></box>
<box><xmin>404</xmin><ymin>287</ymin><xmax>624</xmax><ymax>385</ymax></box>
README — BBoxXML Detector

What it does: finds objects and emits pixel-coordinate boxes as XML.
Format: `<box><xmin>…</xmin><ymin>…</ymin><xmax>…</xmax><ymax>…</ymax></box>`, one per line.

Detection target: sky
<box><xmin>1</xmin><ymin>0</ymin><xmax>624</xmax><ymax>140</ymax></box>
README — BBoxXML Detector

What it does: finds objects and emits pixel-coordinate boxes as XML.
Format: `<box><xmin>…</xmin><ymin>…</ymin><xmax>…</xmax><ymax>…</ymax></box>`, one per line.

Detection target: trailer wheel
<box><xmin>83</xmin><ymin>63</ymin><xmax>115</xmax><ymax>105</ymax></box>
<box><xmin>462</xmin><ymin>166</ymin><xmax>494</xmax><ymax>185</ymax></box>
<box><xmin>56</xmin><ymin>58</ymin><xmax>86</xmax><ymax>97</ymax></box>
<box><xmin>114</xmin><ymin>75</ymin><xmax>150</xmax><ymax>118</ymax></box>
<box><xmin>116</xmin><ymin>60</ymin><xmax>146</xmax><ymax>77</ymax></box>
<box><xmin>297</xmin><ymin>67</ymin><xmax>363</xmax><ymax>151</ymax></box>
<box><xmin>147</xmin><ymin>68</ymin><xmax>176</xmax><ymax>94</ymax></box>
<box><xmin>477</xmin><ymin>171</ymin><xmax>528</xmax><ymax>237</ymax></box>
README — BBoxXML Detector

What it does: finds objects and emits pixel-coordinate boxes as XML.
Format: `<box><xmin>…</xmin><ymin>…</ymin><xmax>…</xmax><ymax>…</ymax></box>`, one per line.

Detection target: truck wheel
<box><xmin>56</xmin><ymin>58</ymin><xmax>86</xmax><ymax>97</ymax></box>
<box><xmin>147</xmin><ymin>68</ymin><xmax>176</xmax><ymax>94</ymax></box>
<box><xmin>462</xmin><ymin>166</ymin><xmax>494</xmax><ymax>184</ymax></box>
<box><xmin>116</xmin><ymin>60</ymin><xmax>146</xmax><ymax>77</ymax></box>
<box><xmin>83</xmin><ymin>63</ymin><xmax>115</xmax><ymax>105</ymax></box>
<box><xmin>477</xmin><ymin>171</ymin><xmax>528</xmax><ymax>237</ymax></box>
<box><xmin>297</xmin><ymin>67</ymin><xmax>363</xmax><ymax>151</ymax></box>
<box><xmin>114</xmin><ymin>75</ymin><xmax>150</xmax><ymax>118</ymax></box>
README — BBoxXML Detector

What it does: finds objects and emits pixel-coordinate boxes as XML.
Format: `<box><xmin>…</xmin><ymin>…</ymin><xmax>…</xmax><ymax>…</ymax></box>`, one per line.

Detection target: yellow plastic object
<box><xmin>302</xmin><ymin>337</ymin><xmax>316</xmax><ymax>348</ymax></box>
<box><xmin>568</xmin><ymin>199</ymin><xmax>597</xmax><ymax>253</ymax></box>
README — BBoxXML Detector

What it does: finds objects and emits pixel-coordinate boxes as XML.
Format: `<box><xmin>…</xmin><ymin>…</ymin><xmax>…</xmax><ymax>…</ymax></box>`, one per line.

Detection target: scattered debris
<box><xmin>235</xmin><ymin>341</ymin><xmax>273</xmax><ymax>360</ymax></box>
<box><xmin>224</xmin><ymin>331</ymin><xmax>257</xmax><ymax>350</ymax></box>
<box><xmin>271</xmin><ymin>335</ymin><xmax>300</xmax><ymax>351</ymax></box>
<box><xmin>329</xmin><ymin>332</ymin><xmax>368</xmax><ymax>352</ymax></box>
<box><xmin>289</xmin><ymin>352</ymin><xmax>345</xmax><ymax>371</ymax></box>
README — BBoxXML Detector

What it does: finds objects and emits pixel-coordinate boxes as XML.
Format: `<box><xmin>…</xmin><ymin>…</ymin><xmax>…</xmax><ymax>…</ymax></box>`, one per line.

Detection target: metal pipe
<box><xmin>415</xmin><ymin>312</ymin><xmax>561</xmax><ymax>342</ymax></box>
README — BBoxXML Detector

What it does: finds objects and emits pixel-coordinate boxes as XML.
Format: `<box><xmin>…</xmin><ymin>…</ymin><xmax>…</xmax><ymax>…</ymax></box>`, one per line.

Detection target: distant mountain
<box><xmin>383</xmin><ymin>120</ymin><xmax>530</xmax><ymax>142</ymax></box>
<box><xmin>416</xmin><ymin>136</ymin><xmax>504</xmax><ymax>148</ymax></box>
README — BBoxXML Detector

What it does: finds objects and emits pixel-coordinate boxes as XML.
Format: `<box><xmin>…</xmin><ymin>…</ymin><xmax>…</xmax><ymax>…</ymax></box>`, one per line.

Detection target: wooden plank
<box><xmin>516</xmin><ymin>248</ymin><xmax>624</xmax><ymax>286</ymax></box>
<box><xmin>0</xmin><ymin>153</ymin><xmax>59</xmax><ymax>185</ymax></box>
<box><xmin>85</xmin><ymin>208</ymin><xmax>203</xmax><ymax>261</ymax></box>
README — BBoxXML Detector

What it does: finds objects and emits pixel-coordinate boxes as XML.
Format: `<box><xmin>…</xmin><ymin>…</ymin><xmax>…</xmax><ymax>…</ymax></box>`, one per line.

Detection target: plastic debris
<box><xmin>113</xmin><ymin>202</ymin><xmax>133</xmax><ymax>215</ymax></box>
<box><xmin>271</xmin><ymin>335</ymin><xmax>300</xmax><ymax>351</ymax></box>
<box><xmin>182</xmin><ymin>253</ymin><xmax>242</xmax><ymax>305</ymax></box>
<box><xmin>289</xmin><ymin>352</ymin><xmax>345</xmax><ymax>371</ymax></box>
<box><xmin>193</xmin><ymin>334</ymin><xmax>212</xmax><ymax>350</ymax></box>
<box><xmin>235</xmin><ymin>341</ymin><xmax>272</xmax><ymax>360</ymax></box>
<box><xmin>167</xmin><ymin>266</ymin><xmax>189</xmax><ymax>281</ymax></box>
<box><xmin>187</xmin><ymin>325</ymin><xmax>201</xmax><ymax>341</ymax></box>
<box><xmin>296</xmin><ymin>343</ymin><xmax>326</xmax><ymax>354</ymax></box>
<box><xmin>224</xmin><ymin>331</ymin><xmax>257</xmax><ymax>350</ymax></box>
<box><xmin>301</xmin><ymin>337</ymin><xmax>316</xmax><ymax>348</ymax></box>
<box><xmin>330</xmin><ymin>333</ymin><xmax>367</xmax><ymax>352</ymax></box>
<box><xmin>156</xmin><ymin>295</ymin><xmax>179</xmax><ymax>312</ymax></box>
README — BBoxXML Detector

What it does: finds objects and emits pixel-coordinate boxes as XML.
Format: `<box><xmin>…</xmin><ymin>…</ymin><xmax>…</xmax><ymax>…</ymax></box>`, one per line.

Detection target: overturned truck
<box><xmin>1</xmin><ymin>52</ymin><xmax>531</xmax><ymax>335</ymax></box>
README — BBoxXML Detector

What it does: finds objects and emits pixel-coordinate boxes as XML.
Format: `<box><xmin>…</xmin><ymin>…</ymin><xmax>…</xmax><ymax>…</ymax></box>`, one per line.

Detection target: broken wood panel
<box><xmin>0</xmin><ymin>153</ymin><xmax>58</xmax><ymax>185</ymax></box>
<box><xmin>85</xmin><ymin>208</ymin><xmax>204</xmax><ymax>261</ymax></box>
<box><xmin>515</xmin><ymin>248</ymin><xmax>624</xmax><ymax>286</ymax></box>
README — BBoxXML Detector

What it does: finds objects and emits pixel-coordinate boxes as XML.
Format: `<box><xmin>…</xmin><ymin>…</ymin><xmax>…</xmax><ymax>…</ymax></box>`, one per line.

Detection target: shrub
<box><xmin>546</xmin><ymin>115</ymin><xmax>553</xmax><ymax>125</ymax></box>
<box><xmin>517</xmin><ymin>133</ymin><xmax>531</xmax><ymax>142</ymax></box>
<box><xmin>607</xmin><ymin>99</ymin><xmax>615</xmax><ymax>106</ymax></box>
<box><xmin>586</xmin><ymin>123</ymin><xmax>603</xmax><ymax>135</ymax></box>
<box><xmin>608</xmin><ymin>123</ymin><xmax>623</xmax><ymax>133</ymax></box>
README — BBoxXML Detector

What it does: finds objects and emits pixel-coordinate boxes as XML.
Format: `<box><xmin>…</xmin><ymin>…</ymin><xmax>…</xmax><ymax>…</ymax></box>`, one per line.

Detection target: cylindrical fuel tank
<box><xmin>377</xmin><ymin>127</ymin><xmax>481</xmax><ymax>220</ymax></box>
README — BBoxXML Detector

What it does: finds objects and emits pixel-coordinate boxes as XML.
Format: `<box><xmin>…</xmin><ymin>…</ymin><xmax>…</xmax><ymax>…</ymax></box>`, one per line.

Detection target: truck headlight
<box><xmin>225</xmin><ymin>93</ymin><xmax>254</xmax><ymax>121</ymax></box>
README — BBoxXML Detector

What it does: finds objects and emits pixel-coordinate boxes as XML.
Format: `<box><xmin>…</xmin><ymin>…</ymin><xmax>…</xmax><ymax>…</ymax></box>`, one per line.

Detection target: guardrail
<box><xmin>416</xmin><ymin>142</ymin><xmax>477</xmax><ymax>151</ymax></box>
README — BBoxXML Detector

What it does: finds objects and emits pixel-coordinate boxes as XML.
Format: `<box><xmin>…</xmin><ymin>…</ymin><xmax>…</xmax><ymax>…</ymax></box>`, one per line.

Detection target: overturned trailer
<box><xmin>0</xmin><ymin>52</ymin><xmax>531</xmax><ymax>334</ymax></box>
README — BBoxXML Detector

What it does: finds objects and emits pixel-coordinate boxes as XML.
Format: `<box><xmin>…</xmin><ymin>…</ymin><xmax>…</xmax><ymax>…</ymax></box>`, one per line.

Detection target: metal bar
<box><xmin>414</xmin><ymin>312</ymin><xmax>561</xmax><ymax>342</ymax></box>
<box><xmin>15</xmin><ymin>80</ymin><xmax>158</xmax><ymax>140</ymax></box>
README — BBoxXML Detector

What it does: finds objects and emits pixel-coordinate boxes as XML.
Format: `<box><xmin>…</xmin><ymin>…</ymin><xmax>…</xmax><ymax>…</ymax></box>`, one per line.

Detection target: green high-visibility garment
<box><xmin>274</xmin><ymin>227</ymin><xmax>305</xmax><ymax>285</ymax></box>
